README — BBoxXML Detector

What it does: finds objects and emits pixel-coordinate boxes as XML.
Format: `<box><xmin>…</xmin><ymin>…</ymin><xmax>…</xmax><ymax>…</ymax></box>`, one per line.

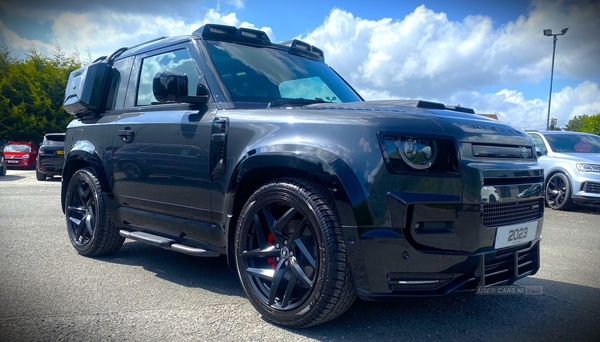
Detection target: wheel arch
<box><xmin>545</xmin><ymin>167</ymin><xmax>572</xmax><ymax>187</ymax></box>
<box><xmin>61</xmin><ymin>140</ymin><xmax>112</xmax><ymax>213</ymax></box>
<box><xmin>222</xmin><ymin>147</ymin><xmax>372</xmax><ymax>269</ymax></box>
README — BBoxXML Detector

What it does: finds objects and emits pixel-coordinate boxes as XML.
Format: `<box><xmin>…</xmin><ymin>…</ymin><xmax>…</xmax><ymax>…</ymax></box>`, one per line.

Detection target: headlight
<box><xmin>384</xmin><ymin>136</ymin><xmax>437</xmax><ymax>170</ymax></box>
<box><xmin>22</xmin><ymin>154</ymin><xmax>29</xmax><ymax>159</ymax></box>
<box><xmin>576</xmin><ymin>163</ymin><xmax>600</xmax><ymax>173</ymax></box>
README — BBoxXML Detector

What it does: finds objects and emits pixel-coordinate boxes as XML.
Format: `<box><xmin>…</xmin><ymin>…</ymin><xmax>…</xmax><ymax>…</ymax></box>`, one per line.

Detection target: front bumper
<box><xmin>354</xmin><ymin>239</ymin><xmax>540</xmax><ymax>300</ymax></box>
<box><xmin>5</xmin><ymin>158</ymin><xmax>33</xmax><ymax>168</ymax></box>
<box><xmin>344</xmin><ymin>167</ymin><xmax>544</xmax><ymax>299</ymax></box>
<box><xmin>571</xmin><ymin>172</ymin><xmax>600</xmax><ymax>204</ymax></box>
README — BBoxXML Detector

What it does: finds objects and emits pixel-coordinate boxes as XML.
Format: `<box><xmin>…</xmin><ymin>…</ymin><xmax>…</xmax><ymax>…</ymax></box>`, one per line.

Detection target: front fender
<box><xmin>226</xmin><ymin>144</ymin><xmax>373</xmax><ymax>227</ymax></box>
<box><xmin>61</xmin><ymin>140</ymin><xmax>112</xmax><ymax>212</ymax></box>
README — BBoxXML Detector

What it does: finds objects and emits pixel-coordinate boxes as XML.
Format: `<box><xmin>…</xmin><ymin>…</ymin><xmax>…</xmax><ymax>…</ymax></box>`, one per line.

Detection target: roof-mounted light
<box><xmin>192</xmin><ymin>24</ymin><xmax>271</xmax><ymax>45</ymax></box>
<box><xmin>280</xmin><ymin>39</ymin><xmax>325</xmax><ymax>62</ymax></box>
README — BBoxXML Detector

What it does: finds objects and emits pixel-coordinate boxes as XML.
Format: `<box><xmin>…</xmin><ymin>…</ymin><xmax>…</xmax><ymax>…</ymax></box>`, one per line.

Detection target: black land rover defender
<box><xmin>61</xmin><ymin>24</ymin><xmax>544</xmax><ymax>328</ymax></box>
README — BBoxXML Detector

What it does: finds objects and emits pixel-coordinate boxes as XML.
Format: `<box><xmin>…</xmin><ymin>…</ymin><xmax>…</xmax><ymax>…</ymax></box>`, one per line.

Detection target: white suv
<box><xmin>527</xmin><ymin>130</ymin><xmax>600</xmax><ymax>210</ymax></box>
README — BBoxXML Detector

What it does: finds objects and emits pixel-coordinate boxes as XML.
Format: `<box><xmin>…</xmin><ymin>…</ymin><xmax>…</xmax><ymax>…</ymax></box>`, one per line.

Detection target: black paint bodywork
<box><xmin>62</xmin><ymin>30</ymin><xmax>544</xmax><ymax>300</ymax></box>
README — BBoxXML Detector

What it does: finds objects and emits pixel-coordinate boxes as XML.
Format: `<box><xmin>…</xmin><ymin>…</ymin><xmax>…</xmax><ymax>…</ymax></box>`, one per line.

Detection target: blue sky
<box><xmin>1</xmin><ymin>0</ymin><xmax>599</xmax><ymax>131</ymax></box>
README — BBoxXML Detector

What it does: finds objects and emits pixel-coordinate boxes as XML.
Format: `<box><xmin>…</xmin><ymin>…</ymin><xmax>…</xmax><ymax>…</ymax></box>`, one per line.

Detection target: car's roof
<box><xmin>118</xmin><ymin>36</ymin><xmax>193</xmax><ymax>59</ymax></box>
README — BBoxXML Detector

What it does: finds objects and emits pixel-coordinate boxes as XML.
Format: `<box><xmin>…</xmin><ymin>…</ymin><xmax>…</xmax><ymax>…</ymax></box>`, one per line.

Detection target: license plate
<box><xmin>56</xmin><ymin>150</ymin><xmax>64</xmax><ymax>155</ymax></box>
<box><xmin>7</xmin><ymin>160</ymin><xmax>18</xmax><ymax>164</ymax></box>
<box><xmin>494</xmin><ymin>220</ymin><xmax>538</xmax><ymax>249</ymax></box>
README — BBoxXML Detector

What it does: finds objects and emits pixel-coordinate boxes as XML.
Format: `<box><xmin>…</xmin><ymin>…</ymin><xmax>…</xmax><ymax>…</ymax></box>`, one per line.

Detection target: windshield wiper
<box><xmin>267</xmin><ymin>98</ymin><xmax>326</xmax><ymax>108</ymax></box>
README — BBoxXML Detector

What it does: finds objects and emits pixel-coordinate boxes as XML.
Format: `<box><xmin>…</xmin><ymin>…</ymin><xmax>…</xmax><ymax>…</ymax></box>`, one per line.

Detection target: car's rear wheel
<box><xmin>235</xmin><ymin>178</ymin><xmax>356</xmax><ymax>328</ymax></box>
<box><xmin>36</xmin><ymin>169</ymin><xmax>46</xmax><ymax>181</ymax></box>
<box><xmin>545</xmin><ymin>172</ymin><xmax>574</xmax><ymax>210</ymax></box>
<box><xmin>65</xmin><ymin>167</ymin><xmax>124</xmax><ymax>256</ymax></box>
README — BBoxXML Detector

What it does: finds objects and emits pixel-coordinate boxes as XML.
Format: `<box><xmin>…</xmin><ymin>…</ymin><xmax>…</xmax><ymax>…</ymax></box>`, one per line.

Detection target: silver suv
<box><xmin>527</xmin><ymin>130</ymin><xmax>600</xmax><ymax>210</ymax></box>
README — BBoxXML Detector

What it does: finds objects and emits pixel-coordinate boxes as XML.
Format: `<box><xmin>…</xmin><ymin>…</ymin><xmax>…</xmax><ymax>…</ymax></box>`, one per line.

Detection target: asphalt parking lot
<box><xmin>1</xmin><ymin>169</ymin><xmax>599</xmax><ymax>341</ymax></box>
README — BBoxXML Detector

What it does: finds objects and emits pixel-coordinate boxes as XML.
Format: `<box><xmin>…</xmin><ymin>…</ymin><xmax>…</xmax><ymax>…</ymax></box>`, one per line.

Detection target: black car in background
<box><xmin>36</xmin><ymin>133</ymin><xmax>65</xmax><ymax>181</ymax></box>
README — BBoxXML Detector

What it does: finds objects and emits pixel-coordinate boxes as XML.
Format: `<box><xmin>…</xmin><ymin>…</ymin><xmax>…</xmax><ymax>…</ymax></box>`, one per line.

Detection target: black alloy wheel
<box><xmin>545</xmin><ymin>172</ymin><xmax>574</xmax><ymax>210</ymax></box>
<box><xmin>235</xmin><ymin>178</ymin><xmax>356</xmax><ymax>328</ymax></box>
<box><xmin>65</xmin><ymin>167</ymin><xmax>124</xmax><ymax>256</ymax></box>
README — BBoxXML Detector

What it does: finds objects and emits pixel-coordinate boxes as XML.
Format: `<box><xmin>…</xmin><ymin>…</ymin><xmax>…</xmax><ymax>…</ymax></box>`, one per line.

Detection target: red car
<box><xmin>3</xmin><ymin>141</ymin><xmax>38</xmax><ymax>169</ymax></box>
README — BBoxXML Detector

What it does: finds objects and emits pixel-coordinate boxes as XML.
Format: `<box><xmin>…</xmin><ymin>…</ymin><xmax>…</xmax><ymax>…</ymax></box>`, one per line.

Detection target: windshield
<box><xmin>544</xmin><ymin>133</ymin><xmax>600</xmax><ymax>153</ymax></box>
<box><xmin>43</xmin><ymin>135</ymin><xmax>65</xmax><ymax>147</ymax></box>
<box><xmin>204</xmin><ymin>41</ymin><xmax>362</xmax><ymax>107</ymax></box>
<box><xmin>4</xmin><ymin>144</ymin><xmax>31</xmax><ymax>152</ymax></box>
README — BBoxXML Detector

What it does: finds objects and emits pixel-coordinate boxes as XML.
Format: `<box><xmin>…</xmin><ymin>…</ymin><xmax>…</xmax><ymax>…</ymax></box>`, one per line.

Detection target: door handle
<box><xmin>117</xmin><ymin>129</ymin><xmax>135</xmax><ymax>142</ymax></box>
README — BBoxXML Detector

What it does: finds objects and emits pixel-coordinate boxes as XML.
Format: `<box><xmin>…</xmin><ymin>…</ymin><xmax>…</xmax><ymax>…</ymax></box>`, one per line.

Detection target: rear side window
<box><xmin>136</xmin><ymin>49</ymin><xmax>200</xmax><ymax>106</ymax></box>
<box><xmin>528</xmin><ymin>134</ymin><xmax>548</xmax><ymax>155</ymax></box>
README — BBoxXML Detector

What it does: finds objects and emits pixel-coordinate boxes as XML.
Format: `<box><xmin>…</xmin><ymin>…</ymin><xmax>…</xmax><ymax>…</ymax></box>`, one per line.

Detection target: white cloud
<box><xmin>225</xmin><ymin>0</ymin><xmax>245</xmax><ymax>9</ymax></box>
<box><xmin>449</xmin><ymin>81</ymin><xmax>600</xmax><ymax>131</ymax></box>
<box><xmin>299</xmin><ymin>0</ymin><xmax>600</xmax><ymax>130</ymax></box>
<box><xmin>301</xmin><ymin>1</ymin><xmax>600</xmax><ymax>100</ymax></box>
<box><xmin>13</xmin><ymin>8</ymin><xmax>275</xmax><ymax>60</ymax></box>
<box><xmin>0</xmin><ymin>20</ymin><xmax>56</xmax><ymax>57</ymax></box>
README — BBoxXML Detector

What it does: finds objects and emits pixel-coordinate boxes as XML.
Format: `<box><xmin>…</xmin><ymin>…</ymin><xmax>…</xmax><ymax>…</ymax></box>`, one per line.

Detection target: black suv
<box><xmin>61</xmin><ymin>24</ymin><xmax>545</xmax><ymax>327</ymax></box>
<box><xmin>37</xmin><ymin>133</ymin><xmax>66</xmax><ymax>181</ymax></box>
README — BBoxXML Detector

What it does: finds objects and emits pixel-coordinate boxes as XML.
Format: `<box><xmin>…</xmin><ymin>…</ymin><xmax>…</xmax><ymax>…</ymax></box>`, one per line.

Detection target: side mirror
<box><xmin>153</xmin><ymin>72</ymin><xmax>208</xmax><ymax>104</ymax></box>
<box><xmin>535</xmin><ymin>147</ymin><xmax>543</xmax><ymax>157</ymax></box>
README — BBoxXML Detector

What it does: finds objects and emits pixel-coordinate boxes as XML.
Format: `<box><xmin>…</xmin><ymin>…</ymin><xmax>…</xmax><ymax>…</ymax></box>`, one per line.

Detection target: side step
<box><xmin>119</xmin><ymin>230</ymin><xmax>220</xmax><ymax>257</ymax></box>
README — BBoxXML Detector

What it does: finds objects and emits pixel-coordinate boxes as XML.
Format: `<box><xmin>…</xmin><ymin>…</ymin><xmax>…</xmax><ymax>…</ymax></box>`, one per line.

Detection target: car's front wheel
<box><xmin>234</xmin><ymin>178</ymin><xmax>356</xmax><ymax>328</ymax></box>
<box><xmin>545</xmin><ymin>172</ymin><xmax>574</xmax><ymax>210</ymax></box>
<box><xmin>65</xmin><ymin>167</ymin><xmax>124</xmax><ymax>256</ymax></box>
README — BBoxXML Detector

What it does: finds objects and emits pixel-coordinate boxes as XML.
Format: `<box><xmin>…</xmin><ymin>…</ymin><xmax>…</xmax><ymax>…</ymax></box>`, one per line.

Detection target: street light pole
<box><xmin>544</xmin><ymin>27</ymin><xmax>568</xmax><ymax>131</ymax></box>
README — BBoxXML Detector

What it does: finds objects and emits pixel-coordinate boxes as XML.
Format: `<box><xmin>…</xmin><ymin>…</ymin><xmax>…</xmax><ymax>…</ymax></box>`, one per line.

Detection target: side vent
<box><xmin>210</xmin><ymin>117</ymin><xmax>229</xmax><ymax>180</ymax></box>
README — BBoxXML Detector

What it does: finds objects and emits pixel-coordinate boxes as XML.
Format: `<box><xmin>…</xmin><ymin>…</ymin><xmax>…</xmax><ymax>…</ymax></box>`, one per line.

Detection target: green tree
<box><xmin>0</xmin><ymin>44</ymin><xmax>81</xmax><ymax>144</ymax></box>
<box><xmin>578</xmin><ymin>113</ymin><xmax>600</xmax><ymax>135</ymax></box>
<box><xmin>564</xmin><ymin>114</ymin><xmax>589</xmax><ymax>132</ymax></box>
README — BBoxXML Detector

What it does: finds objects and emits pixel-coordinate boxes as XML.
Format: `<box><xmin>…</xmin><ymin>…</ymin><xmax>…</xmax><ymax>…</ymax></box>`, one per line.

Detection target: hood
<box><xmin>307</xmin><ymin>100</ymin><xmax>532</xmax><ymax>146</ymax></box>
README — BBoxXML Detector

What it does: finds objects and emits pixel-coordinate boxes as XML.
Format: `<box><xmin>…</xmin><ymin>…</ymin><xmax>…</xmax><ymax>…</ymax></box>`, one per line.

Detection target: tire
<box><xmin>545</xmin><ymin>172</ymin><xmax>574</xmax><ymax>210</ymax></box>
<box><xmin>65</xmin><ymin>167</ymin><xmax>124</xmax><ymax>256</ymax></box>
<box><xmin>36</xmin><ymin>169</ymin><xmax>46</xmax><ymax>181</ymax></box>
<box><xmin>234</xmin><ymin>178</ymin><xmax>356</xmax><ymax>328</ymax></box>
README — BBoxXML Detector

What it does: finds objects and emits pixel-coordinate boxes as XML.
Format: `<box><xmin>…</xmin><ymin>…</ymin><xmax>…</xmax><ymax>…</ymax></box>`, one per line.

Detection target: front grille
<box><xmin>482</xmin><ymin>198</ymin><xmax>543</xmax><ymax>227</ymax></box>
<box><xmin>472</xmin><ymin>144</ymin><xmax>534</xmax><ymax>159</ymax></box>
<box><xmin>484</xmin><ymin>243</ymin><xmax>538</xmax><ymax>286</ymax></box>
<box><xmin>584</xmin><ymin>182</ymin><xmax>600</xmax><ymax>194</ymax></box>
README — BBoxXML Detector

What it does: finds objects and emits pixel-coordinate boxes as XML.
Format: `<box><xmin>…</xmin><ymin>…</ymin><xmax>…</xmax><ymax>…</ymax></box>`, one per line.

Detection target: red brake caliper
<box><xmin>266</xmin><ymin>233</ymin><xmax>277</xmax><ymax>269</ymax></box>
